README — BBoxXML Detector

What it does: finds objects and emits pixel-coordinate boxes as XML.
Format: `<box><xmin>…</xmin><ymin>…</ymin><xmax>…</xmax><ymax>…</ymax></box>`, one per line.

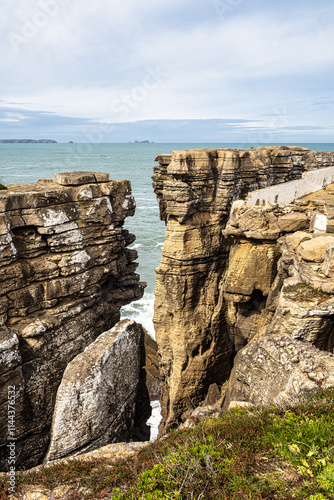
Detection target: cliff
<box><xmin>152</xmin><ymin>146</ymin><xmax>334</xmax><ymax>433</ymax></box>
<box><xmin>0</xmin><ymin>171</ymin><xmax>149</xmax><ymax>470</ymax></box>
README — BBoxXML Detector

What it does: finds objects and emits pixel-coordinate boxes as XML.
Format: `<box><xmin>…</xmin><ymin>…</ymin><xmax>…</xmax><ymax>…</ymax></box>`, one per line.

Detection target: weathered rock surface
<box><xmin>0</xmin><ymin>172</ymin><xmax>147</xmax><ymax>470</ymax></box>
<box><xmin>153</xmin><ymin>147</ymin><xmax>334</xmax><ymax>433</ymax></box>
<box><xmin>46</xmin><ymin>320</ymin><xmax>149</xmax><ymax>461</ymax></box>
<box><xmin>221</xmin><ymin>183</ymin><xmax>334</xmax><ymax>407</ymax></box>
<box><xmin>223</xmin><ymin>335</ymin><xmax>334</xmax><ymax>410</ymax></box>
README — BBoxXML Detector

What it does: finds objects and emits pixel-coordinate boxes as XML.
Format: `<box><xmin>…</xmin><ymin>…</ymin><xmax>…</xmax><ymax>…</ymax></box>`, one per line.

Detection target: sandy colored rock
<box><xmin>297</xmin><ymin>235</ymin><xmax>334</xmax><ymax>262</ymax></box>
<box><xmin>223</xmin><ymin>335</ymin><xmax>334</xmax><ymax>410</ymax></box>
<box><xmin>285</xmin><ymin>231</ymin><xmax>311</xmax><ymax>251</ymax></box>
<box><xmin>277</xmin><ymin>213</ymin><xmax>308</xmax><ymax>232</ymax></box>
<box><xmin>54</xmin><ymin>171</ymin><xmax>109</xmax><ymax>185</ymax></box>
<box><xmin>223</xmin><ymin>240</ymin><xmax>280</xmax><ymax>298</ymax></box>
<box><xmin>153</xmin><ymin>147</ymin><xmax>334</xmax><ymax>433</ymax></box>
<box><xmin>322</xmin><ymin>243</ymin><xmax>334</xmax><ymax>277</ymax></box>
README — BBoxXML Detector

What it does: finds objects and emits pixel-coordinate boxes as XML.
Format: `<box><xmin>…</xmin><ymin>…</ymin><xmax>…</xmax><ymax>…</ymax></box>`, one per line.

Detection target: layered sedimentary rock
<box><xmin>153</xmin><ymin>147</ymin><xmax>334</xmax><ymax>433</ymax></box>
<box><xmin>219</xmin><ymin>182</ymin><xmax>334</xmax><ymax>408</ymax></box>
<box><xmin>0</xmin><ymin>171</ymin><xmax>147</xmax><ymax>470</ymax></box>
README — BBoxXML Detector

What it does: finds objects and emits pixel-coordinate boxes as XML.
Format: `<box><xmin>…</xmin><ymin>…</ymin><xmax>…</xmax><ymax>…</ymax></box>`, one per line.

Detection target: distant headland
<box><xmin>0</xmin><ymin>139</ymin><xmax>57</xmax><ymax>143</ymax></box>
<box><xmin>129</xmin><ymin>140</ymin><xmax>154</xmax><ymax>144</ymax></box>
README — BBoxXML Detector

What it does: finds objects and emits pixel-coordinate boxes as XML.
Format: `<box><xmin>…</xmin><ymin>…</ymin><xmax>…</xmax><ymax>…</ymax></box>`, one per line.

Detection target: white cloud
<box><xmin>0</xmin><ymin>0</ymin><xmax>333</xmax><ymax>139</ymax></box>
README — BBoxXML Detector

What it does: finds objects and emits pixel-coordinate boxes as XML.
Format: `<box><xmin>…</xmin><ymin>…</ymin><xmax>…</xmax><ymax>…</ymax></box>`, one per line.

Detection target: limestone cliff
<box><xmin>0</xmin><ymin>171</ymin><xmax>148</xmax><ymax>470</ymax></box>
<box><xmin>153</xmin><ymin>146</ymin><xmax>334</xmax><ymax>433</ymax></box>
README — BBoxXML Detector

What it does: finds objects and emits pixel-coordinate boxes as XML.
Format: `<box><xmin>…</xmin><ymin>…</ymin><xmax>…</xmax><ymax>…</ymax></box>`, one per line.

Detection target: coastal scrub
<box><xmin>1</xmin><ymin>387</ymin><xmax>333</xmax><ymax>499</ymax></box>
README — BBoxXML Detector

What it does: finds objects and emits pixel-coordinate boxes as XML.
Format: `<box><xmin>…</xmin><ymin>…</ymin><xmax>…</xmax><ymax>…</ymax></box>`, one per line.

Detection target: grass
<box><xmin>0</xmin><ymin>183</ymin><xmax>7</xmax><ymax>190</ymax></box>
<box><xmin>1</xmin><ymin>388</ymin><xmax>333</xmax><ymax>499</ymax></box>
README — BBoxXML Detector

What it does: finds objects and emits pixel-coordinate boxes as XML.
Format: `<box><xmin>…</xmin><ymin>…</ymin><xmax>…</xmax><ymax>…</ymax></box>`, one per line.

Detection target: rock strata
<box><xmin>153</xmin><ymin>147</ymin><xmax>334</xmax><ymax>433</ymax></box>
<box><xmin>0</xmin><ymin>172</ymin><xmax>147</xmax><ymax>470</ymax></box>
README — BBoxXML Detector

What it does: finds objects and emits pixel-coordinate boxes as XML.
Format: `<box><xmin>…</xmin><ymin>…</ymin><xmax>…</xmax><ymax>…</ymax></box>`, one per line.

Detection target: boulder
<box><xmin>45</xmin><ymin>320</ymin><xmax>150</xmax><ymax>462</ymax></box>
<box><xmin>0</xmin><ymin>173</ymin><xmax>145</xmax><ymax>470</ymax></box>
<box><xmin>297</xmin><ymin>235</ymin><xmax>334</xmax><ymax>262</ymax></box>
<box><xmin>277</xmin><ymin>213</ymin><xmax>308</xmax><ymax>232</ymax></box>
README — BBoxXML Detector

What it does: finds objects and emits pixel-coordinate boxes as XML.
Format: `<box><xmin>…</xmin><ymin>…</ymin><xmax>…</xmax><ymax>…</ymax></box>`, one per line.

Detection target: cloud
<box><xmin>0</xmin><ymin>0</ymin><xmax>333</xmax><ymax>140</ymax></box>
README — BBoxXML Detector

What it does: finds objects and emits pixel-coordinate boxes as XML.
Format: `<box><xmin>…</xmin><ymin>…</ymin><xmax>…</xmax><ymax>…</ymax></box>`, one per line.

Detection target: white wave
<box><xmin>147</xmin><ymin>401</ymin><xmax>162</xmax><ymax>441</ymax></box>
<box><xmin>137</xmin><ymin>206</ymin><xmax>159</xmax><ymax>210</ymax></box>
<box><xmin>155</xmin><ymin>242</ymin><xmax>164</xmax><ymax>248</ymax></box>
<box><xmin>121</xmin><ymin>293</ymin><xmax>155</xmax><ymax>339</ymax></box>
<box><xmin>129</xmin><ymin>243</ymin><xmax>142</xmax><ymax>249</ymax></box>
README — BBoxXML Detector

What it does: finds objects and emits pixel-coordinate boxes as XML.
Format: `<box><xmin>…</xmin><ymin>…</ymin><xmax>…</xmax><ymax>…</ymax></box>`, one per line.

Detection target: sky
<box><xmin>0</xmin><ymin>0</ymin><xmax>333</xmax><ymax>143</ymax></box>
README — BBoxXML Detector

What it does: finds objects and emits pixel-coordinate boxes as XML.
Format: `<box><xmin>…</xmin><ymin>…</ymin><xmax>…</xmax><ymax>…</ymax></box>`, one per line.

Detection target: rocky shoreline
<box><xmin>1</xmin><ymin>147</ymin><xmax>334</xmax><ymax>493</ymax></box>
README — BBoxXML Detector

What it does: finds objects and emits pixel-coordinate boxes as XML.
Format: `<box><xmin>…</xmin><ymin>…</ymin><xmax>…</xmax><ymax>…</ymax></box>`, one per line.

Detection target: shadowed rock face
<box><xmin>0</xmin><ymin>172</ymin><xmax>147</xmax><ymax>470</ymax></box>
<box><xmin>152</xmin><ymin>147</ymin><xmax>334</xmax><ymax>434</ymax></box>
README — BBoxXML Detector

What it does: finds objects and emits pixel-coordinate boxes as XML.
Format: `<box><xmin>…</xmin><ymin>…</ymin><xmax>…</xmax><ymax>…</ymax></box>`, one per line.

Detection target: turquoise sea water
<box><xmin>1</xmin><ymin>142</ymin><xmax>333</xmax><ymax>337</ymax></box>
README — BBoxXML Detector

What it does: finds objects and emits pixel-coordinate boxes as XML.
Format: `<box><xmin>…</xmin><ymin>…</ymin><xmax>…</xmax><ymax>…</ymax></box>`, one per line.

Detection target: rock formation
<box><xmin>0</xmin><ymin>171</ymin><xmax>149</xmax><ymax>470</ymax></box>
<box><xmin>153</xmin><ymin>147</ymin><xmax>334</xmax><ymax>434</ymax></box>
<box><xmin>46</xmin><ymin>320</ymin><xmax>149</xmax><ymax>461</ymax></box>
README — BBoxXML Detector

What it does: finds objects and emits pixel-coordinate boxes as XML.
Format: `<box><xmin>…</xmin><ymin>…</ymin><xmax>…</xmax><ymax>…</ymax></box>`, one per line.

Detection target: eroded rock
<box><xmin>0</xmin><ymin>172</ymin><xmax>146</xmax><ymax>470</ymax></box>
<box><xmin>153</xmin><ymin>147</ymin><xmax>334</xmax><ymax>433</ymax></box>
<box><xmin>45</xmin><ymin>320</ymin><xmax>149</xmax><ymax>461</ymax></box>
<box><xmin>223</xmin><ymin>335</ymin><xmax>334</xmax><ymax>410</ymax></box>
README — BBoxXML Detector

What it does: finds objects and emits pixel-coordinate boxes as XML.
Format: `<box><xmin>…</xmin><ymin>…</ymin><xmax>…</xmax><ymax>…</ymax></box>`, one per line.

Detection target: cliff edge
<box><xmin>0</xmin><ymin>171</ymin><xmax>149</xmax><ymax>470</ymax></box>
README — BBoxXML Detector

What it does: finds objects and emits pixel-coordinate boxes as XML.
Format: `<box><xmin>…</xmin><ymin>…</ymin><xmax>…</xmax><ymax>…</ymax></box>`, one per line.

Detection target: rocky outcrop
<box><xmin>153</xmin><ymin>147</ymin><xmax>334</xmax><ymax>433</ymax></box>
<box><xmin>0</xmin><ymin>171</ymin><xmax>147</xmax><ymax>470</ymax></box>
<box><xmin>220</xmin><ymin>182</ymin><xmax>334</xmax><ymax>408</ymax></box>
<box><xmin>46</xmin><ymin>320</ymin><xmax>149</xmax><ymax>462</ymax></box>
<box><xmin>223</xmin><ymin>335</ymin><xmax>334</xmax><ymax>410</ymax></box>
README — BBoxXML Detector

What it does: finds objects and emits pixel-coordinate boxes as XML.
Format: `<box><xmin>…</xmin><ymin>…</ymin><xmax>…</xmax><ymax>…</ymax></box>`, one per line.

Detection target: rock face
<box><xmin>46</xmin><ymin>320</ymin><xmax>149</xmax><ymax>462</ymax></box>
<box><xmin>223</xmin><ymin>336</ymin><xmax>334</xmax><ymax>410</ymax></box>
<box><xmin>0</xmin><ymin>172</ymin><xmax>147</xmax><ymax>470</ymax></box>
<box><xmin>153</xmin><ymin>147</ymin><xmax>334</xmax><ymax>433</ymax></box>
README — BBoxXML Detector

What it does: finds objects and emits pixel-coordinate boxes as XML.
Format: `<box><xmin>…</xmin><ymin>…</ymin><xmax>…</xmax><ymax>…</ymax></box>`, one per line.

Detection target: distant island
<box><xmin>129</xmin><ymin>140</ymin><xmax>154</xmax><ymax>144</ymax></box>
<box><xmin>0</xmin><ymin>139</ymin><xmax>57</xmax><ymax>144</ymax></box>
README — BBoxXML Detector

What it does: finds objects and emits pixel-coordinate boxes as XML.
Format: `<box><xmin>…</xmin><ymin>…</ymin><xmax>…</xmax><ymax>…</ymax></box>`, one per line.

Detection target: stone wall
<box><xmin>152</xmin><ymin>146</ymin><xmax>334</xmax><ymax>433</ymax></box>
<box><xmin>0</xmin><ymin>171</ymin><xmax>148</xmax><ymax>470</ymax></box>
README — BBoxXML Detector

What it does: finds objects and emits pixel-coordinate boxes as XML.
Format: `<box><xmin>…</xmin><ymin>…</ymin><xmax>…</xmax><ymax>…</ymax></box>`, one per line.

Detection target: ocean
<box><xmin>1</xmin><ymin>142</ymin><xmax>334</xmax><ymax>339</ymax></box>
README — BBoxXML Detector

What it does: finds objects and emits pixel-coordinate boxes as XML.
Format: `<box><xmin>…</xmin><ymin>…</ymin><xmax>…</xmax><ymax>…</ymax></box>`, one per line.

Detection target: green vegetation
<box><xmin>1</xmin><ymin>388</ymin><xmax>333</xmax><ymax>499</ymax></box>
<box><xmin>0</xmin><ymin>184</ymin><xmax>7</xmax><ymax>190</ymax></box>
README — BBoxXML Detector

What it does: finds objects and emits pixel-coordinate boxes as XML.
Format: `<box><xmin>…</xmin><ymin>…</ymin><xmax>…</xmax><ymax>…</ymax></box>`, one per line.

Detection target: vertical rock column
<box><xmin>152</xmin><ymin>147</ymin><xmax>334</xmax><ymax>433</ymax></box>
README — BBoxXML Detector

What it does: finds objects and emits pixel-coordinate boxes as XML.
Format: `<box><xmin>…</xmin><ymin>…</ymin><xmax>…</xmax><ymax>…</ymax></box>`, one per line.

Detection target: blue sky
<box><xmin>0</xmin><ymin>0</ymin><xmax>333</xmax><ymax>142</ymax></box>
